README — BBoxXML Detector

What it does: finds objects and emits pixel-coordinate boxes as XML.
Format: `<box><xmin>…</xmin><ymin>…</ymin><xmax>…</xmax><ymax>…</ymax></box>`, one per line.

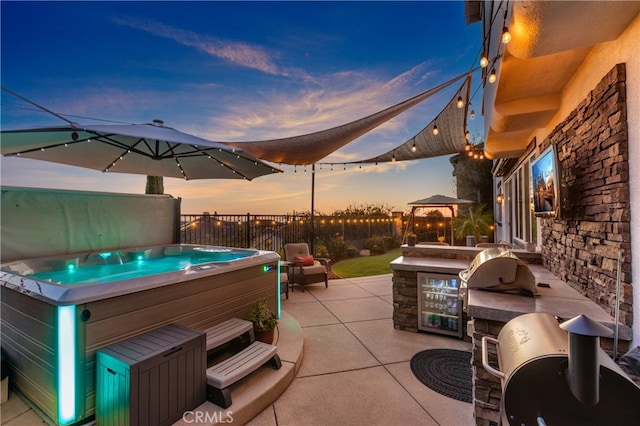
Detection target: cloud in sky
<box><xmin>113</xmin><ymin>17</ymin><xmax>286</xmax><ymax>76</ymax></box>
<box><xmin>111</xmin><ymin>16</ymin><xmax>444</xmax><ymax>149</ymax></box>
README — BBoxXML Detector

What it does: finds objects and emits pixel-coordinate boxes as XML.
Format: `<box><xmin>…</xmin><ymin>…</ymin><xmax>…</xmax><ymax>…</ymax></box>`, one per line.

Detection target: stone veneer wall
<box><xmin>540</xmin><ymin>64</ymin><xmax>633</xmax><ymax>327</ymax></box>
<box><xmin>392</xmin><ymin>269</ymin><xmax>420</xmax><ymax>332</ymax></box>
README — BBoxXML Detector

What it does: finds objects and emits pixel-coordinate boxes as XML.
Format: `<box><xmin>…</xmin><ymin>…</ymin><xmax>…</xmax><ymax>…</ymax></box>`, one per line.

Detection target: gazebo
<box><xmin>406</xmin><ymin>194</ymin><xmax>474</xmax><ymax>246</ymax></box>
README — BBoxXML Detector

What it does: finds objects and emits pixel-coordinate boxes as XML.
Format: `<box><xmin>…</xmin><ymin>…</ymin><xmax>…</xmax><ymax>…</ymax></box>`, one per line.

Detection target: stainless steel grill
<box><xmin>482</xmin><ymin>312</ymin><xmax>640</xmax><ymax>425</ymax></box>
<box><xmin>459</xmin><ymin>248</ymin><xmax>537</xmax><ymax>306</ymax></box>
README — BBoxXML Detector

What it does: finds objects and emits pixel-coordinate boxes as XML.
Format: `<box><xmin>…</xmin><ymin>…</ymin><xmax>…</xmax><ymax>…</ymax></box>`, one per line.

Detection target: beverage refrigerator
<box><xmin>417</xmin><ymin>272</ymin><xmax>463</xmax><ymax>338</ymax></box>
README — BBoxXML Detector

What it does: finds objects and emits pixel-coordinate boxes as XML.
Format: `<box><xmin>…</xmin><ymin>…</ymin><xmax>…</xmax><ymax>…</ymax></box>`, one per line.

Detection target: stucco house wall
<box><xmin>513</xmin><ymin>13</ymin><xmax>640</xmax><ymax>346</ymax></box>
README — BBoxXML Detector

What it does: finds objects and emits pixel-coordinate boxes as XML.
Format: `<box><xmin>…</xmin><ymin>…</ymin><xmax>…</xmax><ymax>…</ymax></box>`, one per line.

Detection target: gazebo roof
<box><xmin>408</xmin><ymin>194</ymin><xmax>474</xmax><ymax>206</ymax></box>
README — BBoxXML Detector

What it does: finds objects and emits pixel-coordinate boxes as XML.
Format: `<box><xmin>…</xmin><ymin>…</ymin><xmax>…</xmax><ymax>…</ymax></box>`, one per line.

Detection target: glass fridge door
<box><xmin>417</xmin><ymin>272</ymin><xmax>462</xmax><ymax>337</ymax></box>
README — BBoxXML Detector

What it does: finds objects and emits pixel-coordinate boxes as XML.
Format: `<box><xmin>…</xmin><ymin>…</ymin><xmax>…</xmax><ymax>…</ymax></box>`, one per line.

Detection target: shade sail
<box><xmin>1</xmin><ymin>120</ymin><xmax>281</xmax><ymax>180</ymax></box>
<box><xmin>224</xmin><ymin>72</ymin><xmax>470</xmax><ymax>165</ymax></box>
<box><xmin>347</xmin><ymin>75</ymin><xmax>471</xmax><ymax>164</ymax></box>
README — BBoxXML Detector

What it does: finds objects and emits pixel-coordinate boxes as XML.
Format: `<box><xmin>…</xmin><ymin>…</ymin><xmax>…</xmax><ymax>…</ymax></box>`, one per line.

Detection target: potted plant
<box><xmin>246</xmin><ymin>297</ymin><xmax>278</xmax><ymax>343</ymax></box>
<box><xmin>454</xmin><ymin>204</ymin><xmax>494</xmax><ymax>246</ymax></box>
<box><xmin>406</xmin><ymin>232</ymin><xmax>417</xmax><ymax>246</ymax></box>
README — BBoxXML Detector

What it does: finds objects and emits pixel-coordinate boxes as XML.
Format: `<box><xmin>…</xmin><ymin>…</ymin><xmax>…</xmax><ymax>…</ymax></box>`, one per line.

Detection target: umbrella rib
<box><xmin>5</xmin><ymin>138</ymin><xmax>85</xmax><ymax>156</ymax></box>
<box><xmin>101</xmin><ymin>136</ymin><xmax>148</xmax><ymax>172</ymax></box>
<box><xmin>199</xmin><ymin>147</ymin><xmax>249</xmax><ymax>180</ymax></box>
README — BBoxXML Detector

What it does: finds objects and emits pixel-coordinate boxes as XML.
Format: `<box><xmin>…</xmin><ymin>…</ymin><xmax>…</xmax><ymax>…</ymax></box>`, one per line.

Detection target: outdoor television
<box><xmin>530</xmin><ymin>145</ymin><xmax>559</xmax><ymax>217</ymax></box>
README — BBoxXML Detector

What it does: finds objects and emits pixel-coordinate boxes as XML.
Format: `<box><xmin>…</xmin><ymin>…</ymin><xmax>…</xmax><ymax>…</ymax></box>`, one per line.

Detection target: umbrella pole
<box><xmin>311</xmin><ymin>164</ymin><xmax>316</xmax><ymax>255</ymax></box>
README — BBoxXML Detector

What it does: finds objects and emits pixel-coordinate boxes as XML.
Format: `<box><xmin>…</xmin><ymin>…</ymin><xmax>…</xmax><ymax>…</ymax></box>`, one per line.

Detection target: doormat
<box><xmin>410</xmin><ymin>349</ymin><xmax>472</xmax><ymax>403</ymax></box>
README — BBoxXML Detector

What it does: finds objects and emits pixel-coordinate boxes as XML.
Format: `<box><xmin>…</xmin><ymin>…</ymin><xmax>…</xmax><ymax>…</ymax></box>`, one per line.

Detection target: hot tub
<box><xmin>0</xmin><ymin>244</ymin><xmax>280</xmax><ymax>425</ymax></box>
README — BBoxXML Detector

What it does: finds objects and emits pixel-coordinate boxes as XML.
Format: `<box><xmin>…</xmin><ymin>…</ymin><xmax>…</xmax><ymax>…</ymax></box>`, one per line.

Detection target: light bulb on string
<box><xmin>411</xmin><ymin>141</ymin><xmax>417</xmax><ymax>152</ymax></box>
<box><xmin>457</xmin><ymin>96</ymin><xmax>464</xmax><ymax>109</ymax></box>
<box><xmin>502</xmin><ymin>26</ymin><xmax>511</xmax><ymax>44</ymax></box>
<box><xmin>488</xmin><ymin>69</ymin><xmax>497</xmax><ymax>84</ymax></box>
<box><xmin>464</xmin><ymin>143</ymin><xmax>472</xmax><ymax>152</ymax></box>
<box><xmin>470</xmin><ymin>110</ymin><xmax>475</xmax><ymax>120</ymax></box>
<box><xmin>480</xmin><ymin>54</ymin><xmax>489</xmax><ymax>68</ymax></box>
<box><xmin>432</xmin><ymin>125</ymin><xmax>439</xmax><ymax>136</ymax></box>
<box><xmin>468</xmin><ymin>150</ymin><xmax>474</xmax><ymax>157</ymax></box>
<box><xmin>392</xmin><ymin>151</ymin><xmax>396</xmax><ymax>162</ymax></box>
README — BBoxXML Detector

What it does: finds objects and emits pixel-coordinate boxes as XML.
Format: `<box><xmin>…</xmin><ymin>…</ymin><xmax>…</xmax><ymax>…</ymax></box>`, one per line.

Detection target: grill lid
<box><xmin>459</xmin><ymin>248</ymin><xmax>537</xmax><ymax>296</ymax></box>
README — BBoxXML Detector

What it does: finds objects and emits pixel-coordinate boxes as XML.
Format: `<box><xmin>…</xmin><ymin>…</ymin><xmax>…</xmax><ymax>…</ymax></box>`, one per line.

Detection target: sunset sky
<box><xmin>1</xmin><ymin>1</ymin><xmax>483</xmax><ymax>214</ymax></box>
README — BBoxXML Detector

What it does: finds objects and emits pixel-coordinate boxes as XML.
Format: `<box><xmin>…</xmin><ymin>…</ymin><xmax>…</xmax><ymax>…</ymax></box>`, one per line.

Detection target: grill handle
<box><xmin>481</xmin><ymin>336</ymin><xmax>505</xmax><ymax>379</ymax></box>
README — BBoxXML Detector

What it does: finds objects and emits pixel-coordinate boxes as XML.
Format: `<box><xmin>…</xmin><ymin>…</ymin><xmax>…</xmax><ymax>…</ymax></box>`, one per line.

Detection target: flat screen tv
<box><xmin>530</xmin><ymin>146</ymin><xmax>559</xmax><ymax>217</ymax></box>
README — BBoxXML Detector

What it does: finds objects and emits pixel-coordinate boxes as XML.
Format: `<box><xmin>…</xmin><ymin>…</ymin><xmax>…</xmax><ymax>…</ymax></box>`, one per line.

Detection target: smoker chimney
<box><xmin>560</xmin><ymin>315</ymin><xmax>613</xmax><ymax>406</ymax></box>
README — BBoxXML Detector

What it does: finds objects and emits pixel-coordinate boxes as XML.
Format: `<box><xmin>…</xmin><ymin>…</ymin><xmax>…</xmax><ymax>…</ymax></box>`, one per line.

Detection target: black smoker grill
<box><xmin>482</xmin><ymin>312</ymin><xmax>640</xmax><ymax>425</ymax></box>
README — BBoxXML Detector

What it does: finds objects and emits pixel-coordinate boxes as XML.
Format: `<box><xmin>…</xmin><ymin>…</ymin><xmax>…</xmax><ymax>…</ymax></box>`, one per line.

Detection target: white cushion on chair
<box><xmin>300</xmin><ymin>264</ymin><xmax>326</xmax><ymax>275</ymax></box>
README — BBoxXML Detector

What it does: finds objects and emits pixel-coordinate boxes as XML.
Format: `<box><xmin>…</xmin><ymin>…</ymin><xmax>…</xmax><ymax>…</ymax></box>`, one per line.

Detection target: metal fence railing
<box><xmin>179</xmin><ymin>213</ymin><xmax>397</xmax><ymax>252</ymax></box>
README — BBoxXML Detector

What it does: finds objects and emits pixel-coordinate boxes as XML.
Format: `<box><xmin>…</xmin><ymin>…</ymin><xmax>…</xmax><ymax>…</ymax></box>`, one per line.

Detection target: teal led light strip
<box><xmin>57</xmin><ymin>305</ymin><xmax>76</xmax><ymax>424</ymax></box>
<box><xmin>276</xmin><ymin>261</ymin><xmax>282</xmax><ymax>318</ymax></box>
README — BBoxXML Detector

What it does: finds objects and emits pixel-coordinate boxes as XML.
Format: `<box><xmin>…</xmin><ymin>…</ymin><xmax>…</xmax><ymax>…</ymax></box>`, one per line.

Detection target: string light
<box><xmin>456</xmin><ymin>96</ymin><xmax>464</xmax><ymax>108</ymax></box>
<box><xmin>411</xmin><ymin>141</ymin><xmax>417</xmax><ymax>152</ymax></box>
<box><xmin>392</xmin><ymin>150</ymin><xmax>396</xmax><ymax>162</ymax></box>
<box><xmin>501</xmin><ymin>6</ymin><xmax>511</xmax><ymax>44</ymax></box>
<box><xmin>470</xmin><ymin>110</ymin><xmax>476</xmax><ymax>120</ymax></box>
<box><xmin>480</xmin><ymin>54</ymin><xmax>489</xmax><ymax>68</ymax></box>
<box><xmin>432</xmin><ymin>125</ymin><xmax>439</xmax><ymax>136</ymax></box>
<box><xmin>488</xmin><ymin>69</ymin><xmax>497</xmax><ymax>84</ymax></box>
<box><xmin>502</xmin><ymin>26</ymin><xmax>512</xmax><ymax>44</ymax></box>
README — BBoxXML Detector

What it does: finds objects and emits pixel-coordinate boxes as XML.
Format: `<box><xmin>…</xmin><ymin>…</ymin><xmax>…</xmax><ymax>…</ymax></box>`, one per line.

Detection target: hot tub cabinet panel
<box><xmin>0</xmin><ymin>245</ymin><xmax>279</xmax><ymax>425</ymax></box>
<box><xmin>1</xmin><ymin>289</ymin><xmax>59</xmax><ymax>419</ymax></box>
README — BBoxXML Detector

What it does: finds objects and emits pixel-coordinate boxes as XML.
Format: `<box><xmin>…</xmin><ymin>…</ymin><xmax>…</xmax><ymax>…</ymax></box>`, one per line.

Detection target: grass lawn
<box><xmin>331</xmin><ymin>248</ymin><xmax>402</xmax><ymax>278</ymax></box>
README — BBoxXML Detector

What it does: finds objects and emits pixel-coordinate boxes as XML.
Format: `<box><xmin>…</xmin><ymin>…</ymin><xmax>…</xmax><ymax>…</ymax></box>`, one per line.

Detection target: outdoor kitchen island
<box><xmin>390</xmin><ymin>244</ymin><xmax>632</xmax><ymax>425</ymax></box>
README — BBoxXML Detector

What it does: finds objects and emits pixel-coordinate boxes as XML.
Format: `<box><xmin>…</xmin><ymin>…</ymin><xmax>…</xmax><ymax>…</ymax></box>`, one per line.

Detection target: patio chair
<box><xmin>283</xmin><ymin>243</ymin><xmax>330</xmax><ymax>291</ymax></box>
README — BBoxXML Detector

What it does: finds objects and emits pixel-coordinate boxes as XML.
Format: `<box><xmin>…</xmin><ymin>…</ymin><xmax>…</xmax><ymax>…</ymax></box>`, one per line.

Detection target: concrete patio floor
<box><xmin>0</xmin><ymin>274</ymin><xmax>473</xmax><ymax>425</ymax></box>
<box><xmin>248</xmin><ymin>274</ymin><xmax>473</xmax><ymax>426</ymax></box>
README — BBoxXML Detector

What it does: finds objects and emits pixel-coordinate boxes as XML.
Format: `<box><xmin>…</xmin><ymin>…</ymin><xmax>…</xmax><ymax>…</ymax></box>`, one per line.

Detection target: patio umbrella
<box><xmin>0</xmin><ymin>119</ymin><xmax>281</xmax><ymax>180</ymax></box>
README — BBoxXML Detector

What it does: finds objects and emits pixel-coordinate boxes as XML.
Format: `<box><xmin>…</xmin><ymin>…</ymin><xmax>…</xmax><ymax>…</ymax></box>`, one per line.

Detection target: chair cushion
<box><xmin>300</xmin><ymin>264</ymin><xmax>327</xmax><ymax>275</ymax></box>
<box><xmin>294</xmin><ymin>255</ymin><xmax>315</xmax><ymax>266</ymax></box>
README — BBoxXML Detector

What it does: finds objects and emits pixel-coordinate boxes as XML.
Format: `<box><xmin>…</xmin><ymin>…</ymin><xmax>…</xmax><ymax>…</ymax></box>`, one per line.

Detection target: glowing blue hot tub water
<box><xmin>31</xmin><ymin>249</ymin><xmax>252</xmax><ymax>285</ymax></box>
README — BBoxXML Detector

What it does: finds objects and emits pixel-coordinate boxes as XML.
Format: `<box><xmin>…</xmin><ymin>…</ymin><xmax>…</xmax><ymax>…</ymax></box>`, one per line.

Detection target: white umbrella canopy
<box><xmin>0</xmin><ymin>119</ymin><xmax>281</xmax><ymax>180</ymax></box>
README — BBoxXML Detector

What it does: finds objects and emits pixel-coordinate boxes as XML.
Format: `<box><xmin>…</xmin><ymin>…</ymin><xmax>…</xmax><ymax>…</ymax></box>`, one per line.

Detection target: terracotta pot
<box><xmin>254</xmin><ymin>327</ymin><xmax>275</xmax><ymax>344</ymax></box>
<box><xmin>407</xmin><ymin>236</ymin><xmax>417</xmax><ymax>246</ymax></box>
